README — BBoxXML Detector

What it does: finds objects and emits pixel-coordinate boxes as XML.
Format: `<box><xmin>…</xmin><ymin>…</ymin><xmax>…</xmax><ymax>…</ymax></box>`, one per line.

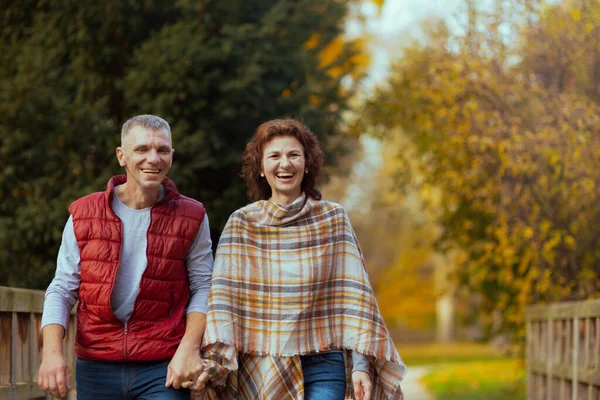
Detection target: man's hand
<box><xmin>38</xmin><ymin>324</ymin><xmax>70</xmax><ymax>398</ymax></box>
<box><xmin>352</xmin><ymin>370</ymin><xmax>372</xmax><ymax>400</ymax></box>
<box><xmin>165</xmin><ymin>312</ymin><xmax>207</xmax><ymax>389</ymax></box>
<box><xmin>165</xmin><ymin>340</ymin><xmax>204</xmax><ymax>389</ymax></box>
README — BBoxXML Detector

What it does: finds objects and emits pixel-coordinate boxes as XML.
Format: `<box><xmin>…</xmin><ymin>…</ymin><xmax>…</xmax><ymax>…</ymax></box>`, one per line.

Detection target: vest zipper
<box><xmin>110</xmin><ymin>210</ymin><xmax>128</xmax><ymax>361</ymax></box>
<box><xmin>124</xmin><ymin>322</ymin><xmax>128</xmax><ymax>361</ymax></box>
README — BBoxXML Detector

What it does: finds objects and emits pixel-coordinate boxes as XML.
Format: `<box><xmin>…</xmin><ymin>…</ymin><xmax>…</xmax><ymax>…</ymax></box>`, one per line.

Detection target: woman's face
<box><xmin>261</xmin><ymin>135</ymin><xmax>306</xmax><ymax>205</ymax></box>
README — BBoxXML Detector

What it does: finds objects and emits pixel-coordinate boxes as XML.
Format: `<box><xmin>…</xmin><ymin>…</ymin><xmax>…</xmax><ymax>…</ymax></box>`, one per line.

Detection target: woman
<box><xmin>197</xmin><ymin>119</ymin><xmax>406</xmax><ymax>399</ymax></box>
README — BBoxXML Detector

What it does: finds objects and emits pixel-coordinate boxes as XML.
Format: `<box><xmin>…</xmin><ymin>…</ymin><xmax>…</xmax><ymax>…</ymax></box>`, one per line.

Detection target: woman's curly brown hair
<box><xmin>241</xmin><ymin>119</ymin><xmax>324</xmax><ymax>202</ymax></box>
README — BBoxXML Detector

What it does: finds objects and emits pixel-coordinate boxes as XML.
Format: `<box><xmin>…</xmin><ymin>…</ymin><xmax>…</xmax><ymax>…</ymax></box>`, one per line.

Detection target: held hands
<box><xmin>352</xmin><ymin>370</ymin><xmax>372</xmax><ymax>400</ymax></box>
<box><xmin>190</xmin><ymin>369</ymin><xmax>211</xmax><ymax>391</ymax></box>
<box><xmin>38</xmin><ymin>351</ymin><xmax>71</xmax><ymax>399</ymax></box>
<box><xmin>165</xmin><ymin>341</ymin><xmax>204</xmax><ymax>390</ymax></box>
<box><xmin>166</xmin><ymin>312</ymin><xmax>209</xmax><ymax>390</ymax></box>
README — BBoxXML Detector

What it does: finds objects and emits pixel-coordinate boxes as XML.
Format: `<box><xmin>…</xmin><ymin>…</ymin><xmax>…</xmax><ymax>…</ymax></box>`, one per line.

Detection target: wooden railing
<box><xmin>0</xmin><ymin>286</ymin><xmax>76</xmax><ymax>399</ymax></box>
<box><xmin>526</xmin><ymin>299</ymin><xmax>600</xmax><ymax>400</ymax></box>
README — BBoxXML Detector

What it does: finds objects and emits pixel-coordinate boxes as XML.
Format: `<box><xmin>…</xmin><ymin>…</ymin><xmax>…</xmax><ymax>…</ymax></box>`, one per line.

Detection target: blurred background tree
<box><xmin>0</xmin><ymin>0</ymin><xmax>370</xmax><ymax>288</ymax></box>
<box><xmin>362</xmin><ymin>0</ymin><xmax>600</xmax><ymax>343</ymax></box>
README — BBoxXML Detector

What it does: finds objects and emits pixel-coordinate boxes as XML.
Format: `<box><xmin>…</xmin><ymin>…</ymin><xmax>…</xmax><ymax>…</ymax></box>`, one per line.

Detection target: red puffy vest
<box><xmin>69</xmin><ymin>175</ymin><xmax>206</xmax><ymax>362</ymax></box>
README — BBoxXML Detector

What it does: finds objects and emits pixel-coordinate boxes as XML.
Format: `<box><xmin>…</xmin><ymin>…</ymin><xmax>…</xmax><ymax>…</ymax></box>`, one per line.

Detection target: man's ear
<box><xmin>116</xmin><ymin>147</ymin><xmax>125</xmax><ymax>167</ymax></box>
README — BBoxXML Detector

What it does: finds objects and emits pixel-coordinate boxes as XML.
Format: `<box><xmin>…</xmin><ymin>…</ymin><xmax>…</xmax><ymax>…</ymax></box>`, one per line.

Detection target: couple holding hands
<box><xmin>39</xmin><ymin>115</ymin><xmax>406</xmax><ymax>399</ymax></box>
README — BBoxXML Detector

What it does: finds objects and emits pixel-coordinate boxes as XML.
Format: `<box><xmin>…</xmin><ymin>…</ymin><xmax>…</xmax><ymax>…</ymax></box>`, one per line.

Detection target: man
<box><xmin>38</xmin><ymin>114</ymin><xmax>213</xmax><ymax>399</ymax></box>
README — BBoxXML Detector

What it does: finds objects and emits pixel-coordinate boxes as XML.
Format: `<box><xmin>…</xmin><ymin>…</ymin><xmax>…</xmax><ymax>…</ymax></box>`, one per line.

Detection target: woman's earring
<box><xmin>260</xmin><ymin>173</ymin><xmax>264</xmax><ymax>177</ymax></box>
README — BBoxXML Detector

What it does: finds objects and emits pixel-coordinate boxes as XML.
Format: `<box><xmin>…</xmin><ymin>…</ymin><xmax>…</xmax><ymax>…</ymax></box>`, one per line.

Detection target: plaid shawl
<box><xmin>198</xmin><ymin>194</ymin><xmax>406</xmax><ymax>399</ymax></box>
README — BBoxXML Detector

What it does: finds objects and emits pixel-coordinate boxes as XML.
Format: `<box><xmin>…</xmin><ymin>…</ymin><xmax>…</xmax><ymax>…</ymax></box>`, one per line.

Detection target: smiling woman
<box><xmin>261</xmin><ymin>135</ymin><xmax>307</xmax><ymax>205</ymax></box>
<box><xmin>240</xmin><ymin>119</ymin><xmax>324</xmax><ymax>203</ymax></box>
<box><xmin>196</xmin><ymin>119</ymin><xmax>406</xmax><ymax>400</ymax></box>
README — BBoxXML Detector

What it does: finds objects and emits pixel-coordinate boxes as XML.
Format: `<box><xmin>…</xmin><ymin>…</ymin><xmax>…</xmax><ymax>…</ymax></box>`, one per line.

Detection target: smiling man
<box><xmin>38</xmin><ymin>115</ymin><xmax>213</xmax><ymax>399</ymax></box>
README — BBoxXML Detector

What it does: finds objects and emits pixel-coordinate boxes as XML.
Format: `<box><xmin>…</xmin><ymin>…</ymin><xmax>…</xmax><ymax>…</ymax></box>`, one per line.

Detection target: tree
<box><xmin>0</xmin><ymin>0</ymin><xmax>367</xmax><ymax>288</ymax></box>
<box><xmin>363</xmin><ymin>0</ymin><xmax>600</xmax><ymax>342</ymax></box>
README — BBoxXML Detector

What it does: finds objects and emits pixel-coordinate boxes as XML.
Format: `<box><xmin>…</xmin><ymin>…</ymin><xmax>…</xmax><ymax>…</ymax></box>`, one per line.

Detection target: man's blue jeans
<box><xmin>301</xmin><ymin>352</ymin><xmax>347</xmax><ymax>400</ymax></box>
<box><xmin>76</xmin><ymin>358</ymin><xmax>189</xmax><ymax>399</ymax></box>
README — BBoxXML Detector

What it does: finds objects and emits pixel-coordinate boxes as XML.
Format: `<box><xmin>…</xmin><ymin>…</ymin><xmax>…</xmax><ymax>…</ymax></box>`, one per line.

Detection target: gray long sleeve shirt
<box><xmin>42</xmin><ymin>186</ymin><xmax>214</xmax><ymax>330</ymax></box>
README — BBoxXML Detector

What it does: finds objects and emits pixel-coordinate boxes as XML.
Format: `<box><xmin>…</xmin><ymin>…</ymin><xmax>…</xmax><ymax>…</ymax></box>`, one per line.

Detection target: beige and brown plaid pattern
<box><xmin>198</xmin><ymin>194</ymin><xmax>406</xmax><ymax>399</ymax></box>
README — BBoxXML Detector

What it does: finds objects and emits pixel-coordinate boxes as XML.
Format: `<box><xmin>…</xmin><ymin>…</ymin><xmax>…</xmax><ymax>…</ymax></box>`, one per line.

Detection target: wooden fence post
<box><xmin>525</xmin><ymin>299</ymin><xmax>600</xmax><ymax>400</ymax></box>
<box><xmin>0</xmin><ymin>286</ymin><xmax>76</xmax><ymax>399</ymax></box>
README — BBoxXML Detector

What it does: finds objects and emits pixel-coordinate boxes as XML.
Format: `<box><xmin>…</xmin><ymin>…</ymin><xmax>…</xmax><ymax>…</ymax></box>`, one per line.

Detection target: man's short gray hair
<box><xmin>121</xmin><ymin>114</ymin><xmax>171</xmax><ymax>142</ymax></box>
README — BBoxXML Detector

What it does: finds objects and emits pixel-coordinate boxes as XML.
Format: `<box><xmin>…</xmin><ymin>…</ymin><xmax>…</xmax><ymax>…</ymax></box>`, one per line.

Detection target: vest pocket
<box><xmin>76</xmin><ymin>300</ymin><xmax>89</xmax><ymax>342</ymax></box>
<box><xmin>168</xmin><ymin>288</ymin><xmax>177</xmax><ymax>332</ymax></box>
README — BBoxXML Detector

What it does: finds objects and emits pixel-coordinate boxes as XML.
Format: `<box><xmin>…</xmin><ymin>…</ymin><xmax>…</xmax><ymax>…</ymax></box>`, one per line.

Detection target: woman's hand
<box><xmin>352</xmin><ymin>370</ymin><xmax>372</xmax><ymax>400</ymax></box>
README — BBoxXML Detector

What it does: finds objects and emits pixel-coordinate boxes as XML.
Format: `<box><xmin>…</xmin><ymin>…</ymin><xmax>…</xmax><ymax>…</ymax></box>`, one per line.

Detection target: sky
<box><xmin>351</xmin><ymin>0</ymin><xmax>464</xmax><ymax>88</ymax></box>
<box><xmin>336</xmin><ymin>0</ymin><xmax>464</xmax><ymax>209</ymax></box>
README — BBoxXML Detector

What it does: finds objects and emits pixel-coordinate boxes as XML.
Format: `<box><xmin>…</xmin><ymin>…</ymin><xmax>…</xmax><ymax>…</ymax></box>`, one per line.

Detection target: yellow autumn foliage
<box><xmin>364</xmin><ymin>0</ymin><xmax>600</xmax><ymax>342</ymax></box>
<box><xmin>292</xmin><ymin>2</ymin><xmax>374</xmax><ymax>100</ymax></box>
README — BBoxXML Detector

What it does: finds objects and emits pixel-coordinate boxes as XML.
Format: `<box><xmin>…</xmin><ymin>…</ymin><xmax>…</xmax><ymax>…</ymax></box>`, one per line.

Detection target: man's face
<box><xmin>116</xmin><ymin>125</ymin><xmax>174</xmax><ymax>191</ymax></box>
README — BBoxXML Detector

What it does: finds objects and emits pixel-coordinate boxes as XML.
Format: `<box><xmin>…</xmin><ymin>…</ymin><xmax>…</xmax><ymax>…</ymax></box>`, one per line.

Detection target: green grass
<box><xmin>396</xmin><ymin>343</ymin><xmax>526</xmax><ymax>400</ymax></box>
<box><xmin>420</xmin><ymin>359</ymin><xmax>526</xmax><ymax>400</ymax></box>
<box><xmin>397</xmin><ymin>342</ymin><xmax>507</xmax><ymax>366</ymax></box>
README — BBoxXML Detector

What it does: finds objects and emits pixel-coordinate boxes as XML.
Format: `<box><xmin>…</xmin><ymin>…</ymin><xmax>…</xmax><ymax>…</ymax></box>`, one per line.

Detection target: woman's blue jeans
<box><xmin>75</xmin><ymin>358</ymin><xmax>189</xmax><ymax>399</ymax></box>
<box><xmin>301</xmin><ymin>352</ymin><xmax>347</xmax><ymax>400</ymax></box>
